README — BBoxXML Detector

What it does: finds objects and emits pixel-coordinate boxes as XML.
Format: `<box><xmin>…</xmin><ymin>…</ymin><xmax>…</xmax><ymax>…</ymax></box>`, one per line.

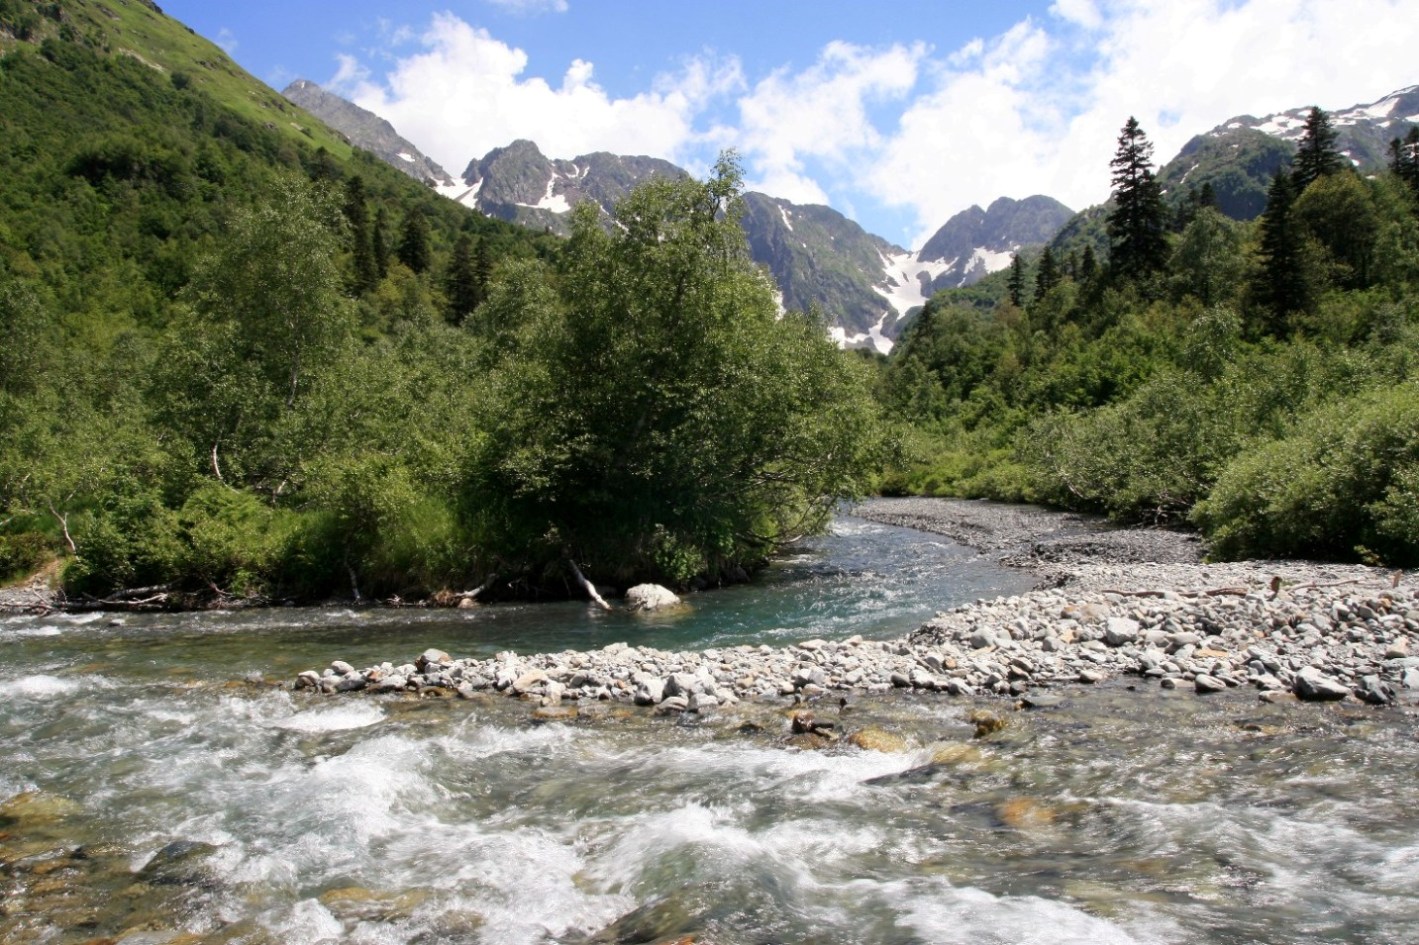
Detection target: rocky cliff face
<box><xmin>282</xmin><ymin>79</ymin><xmax>456</xmax><ymax>188</ymax></box>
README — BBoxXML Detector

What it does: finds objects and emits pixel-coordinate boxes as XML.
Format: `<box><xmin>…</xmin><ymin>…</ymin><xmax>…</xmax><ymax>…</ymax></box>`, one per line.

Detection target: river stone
<box><xmin>511</xmin><ymin>669</ymin><xmax>550</xmax><ymax>695</ymax></box>
<box><xmin>625</xmin><ymin>584</ymin><xmax>682</xmax><ymax>612</ymax></box>
<box><xmin>664</xmin><ymin>672</ymin><xmax>700</xmax><ymax>697</ymax></box>
<box><xmin>633</xmin><ymin>676</ymin><xmax>666</xmax><ymax>705</ymax></box>
<box><xmin>656</xmin><ymin>695</ymin><xmax>690</xmax><ymax>713</ymax></box>
<box><xmin>847</xmin><ymin>727</ymin><xmax>909</xmax><ymax>752</ymax></box>
<box><xmin>334</xmin><ymin>673</ymin><xmax>368</xmax><ymax>692</ymax></box>
<box><xmin>1356</xmin><ymin>675</ymin><xmax>1396</xmax><ymax>705</ymax></box>
<box><xmin>1194</xmin><ymin>674</ymin><xmax>1226</xmax><ymax>694</ymax></box>
<box><xmin>416</xmin><ymin>649</ymin><xmax>452</xmax><ymax>671</ymax></box>
<box><xmin>330</xmin><ymin>660</ymin><xmax>355</xmax><ymax>676</ymax></box>
<box><xmin>295</xmin><ymin>670</ymin><xmax>321</xmax><ymax>690</ymax></box>
<box><xmin>1104</xmin><ymin>617</ymin><xmax>1140</xmax><ymax>647</ymax></box>
<box><xmin>1293</xmin><ymin>667</ymin><xmax>1350</xmax><ymax>702</ymax></box>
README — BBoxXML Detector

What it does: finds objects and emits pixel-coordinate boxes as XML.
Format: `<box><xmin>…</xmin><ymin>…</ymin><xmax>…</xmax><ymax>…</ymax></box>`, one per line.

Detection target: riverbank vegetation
<box><xmin>879</xmin><ymin>111</ymin><xmax>1419</xmax><ymax>566</ymax></box>
<box><xmin>0</xmin><ymin>13</ymin><xmax>885</xmax><ymax>603</ymax></box>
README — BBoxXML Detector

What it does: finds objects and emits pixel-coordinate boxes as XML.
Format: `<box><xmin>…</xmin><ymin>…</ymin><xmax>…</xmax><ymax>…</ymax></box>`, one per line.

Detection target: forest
<box><xmin>878</xmin><ymin>110</ymin><xmax>1419</xmax><ymax>567</ymax></box>
<box><xmin>0</xmin><ymin>20</ymin><xmax>885</xmax><ymax>602</ymax></box>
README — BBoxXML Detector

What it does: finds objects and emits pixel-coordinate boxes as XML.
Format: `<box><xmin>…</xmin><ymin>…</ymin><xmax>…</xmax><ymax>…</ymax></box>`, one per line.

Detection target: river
<box><xmin>2</xmin><ymin>514</ymin><xmax>1416</xmax><ymax>944</ymax></box>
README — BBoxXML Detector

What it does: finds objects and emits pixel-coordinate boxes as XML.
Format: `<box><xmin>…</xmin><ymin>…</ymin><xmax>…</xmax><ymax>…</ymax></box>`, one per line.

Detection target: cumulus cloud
<box><xmin>869</xmin><ymin>0</ymin><xmax>1419</xmax><ymax>246</ymax></box>
<box><xmin>339</xmin><ymin>1</ymin><xmax>1417</xmax><ymax>247</ymax></box>
<box><xmin>335</xmin><ymin>13</ymin><xmax>738</xmax><ymax>176</ymax></box>
<box><xmin>735</xmin><ymin>40</ymin><xmax>926</xmax><ymax>205</ymax></box>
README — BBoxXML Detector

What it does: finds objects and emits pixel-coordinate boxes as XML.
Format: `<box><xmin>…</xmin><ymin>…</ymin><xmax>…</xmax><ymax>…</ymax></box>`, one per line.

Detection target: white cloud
<box><xmin>867</xmin><ymin>0</ymin><xmax>1419</xmax><ymax>247</ymax></box>
<box><xmin>339</xmin><ymin>2</ymin><xmax>1418</xmax><ymax>247</ymax></box>
<box><xmin>215</xmin><ymin>27</ymin><xmax>237</xmax><ymax>55</ymax></box>
<box><xmin>735</xmin><ymin>40</ymin><xmax>926</xmax><ymax>204</ymax></box>
<box><xmin>336</xmin><ymin>14</ymin><xmax>737</xmax><ymax>176</ymax></box>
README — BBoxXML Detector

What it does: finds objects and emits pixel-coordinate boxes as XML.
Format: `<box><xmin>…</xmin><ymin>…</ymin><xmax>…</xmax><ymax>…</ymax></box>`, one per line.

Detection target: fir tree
<box><xmin>1107</xmin><ymin>117</ymin><xmax>1168</xmax><ymax>280</ymax></box>
<box><xmin>343</xmin><ymin>175</ymin><xmax>378</xmax><ymax>295</ymax></box>
<box><xmin>1079</xmin><ymin>245</ymin><xmax>1098</xmax><ymax>283</ymax></box>
<box><xmin>443</xmin><ymin>232</ymin><xmax>481</xmax><ymax>324</ymax></box>
<box><xmin>1033</xmin><ymin>245</ymin><xmax>1061</xmax><ymax>303</ymax></box>
<box><xmin>1390</xmin><ymin>128</ymin><xmax>1419</xmax><ymax>197</ymax></box>
<box><xmin>372</xmin><ymin>207</ymin><xmax>390</xmax><ymax>280</ymax></box>
<box><xmin>1007</xmin><ymin>253</ymin><xmax>1026</xmax><ymax>308</ymax></box>
<box><xmin>1292</xmin><ymin>106</ymin><xmax>1344</xmax><ymax>191</ymax></box>
<box><xmin>1250</xmin><ymin>171</ymin><xmax>1311</xmax><ymax>333</ymax></box>
<box><xmin>397</xmin><ymin>208</ymin><xmax>432</xmax><ymax>274</ymax></box>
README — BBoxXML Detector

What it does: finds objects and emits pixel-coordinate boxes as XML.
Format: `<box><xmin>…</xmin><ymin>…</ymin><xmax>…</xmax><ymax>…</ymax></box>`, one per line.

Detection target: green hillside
<box><xmin>0</xmin><ymin>1</ymin><xmax>882</xmax><ymax>603</ymax></box>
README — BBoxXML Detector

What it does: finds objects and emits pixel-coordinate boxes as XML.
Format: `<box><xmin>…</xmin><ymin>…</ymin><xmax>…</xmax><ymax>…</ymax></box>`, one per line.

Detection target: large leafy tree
<box><xmin>467</xmin><ymin>154</ymin><xmax>886</xmax><ymax>585</ymax></box>
<box><xmin>1107</xmin><ymin>117</ymin><xmax>1168</xmax><ymax>280</ymax></box>
<box><xmin>1292</xmin><ymin>106</ymin><xmax>1344</xmax><ymax>191</ymax></box>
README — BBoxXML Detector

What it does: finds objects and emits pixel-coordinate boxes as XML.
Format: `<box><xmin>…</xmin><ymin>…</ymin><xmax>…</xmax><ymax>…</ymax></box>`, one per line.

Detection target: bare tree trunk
<box><xmin>566</xmin><ymin>558</ymin><xmax>612</xmax><ymax>611</ymax></box>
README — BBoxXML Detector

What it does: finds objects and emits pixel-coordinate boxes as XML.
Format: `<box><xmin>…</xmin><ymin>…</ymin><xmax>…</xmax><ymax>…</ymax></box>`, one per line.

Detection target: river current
<box><xmin>2</xmin><ymin>515</ymin><xmax>1417</xmax><ymax>944</ymax></box>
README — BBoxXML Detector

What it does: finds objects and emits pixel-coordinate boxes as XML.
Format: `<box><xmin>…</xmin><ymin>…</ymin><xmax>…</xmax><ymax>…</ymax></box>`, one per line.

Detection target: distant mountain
<box><xmin>917</xmin><ymin>196</ymin><xmax>1075</xmax><ymax>293</ymax></box>
<box><xmin>281</xmin><ymin>83</ymin><xmax>1073</xmax><ymax>351</ymax></box>
<box><xmin>282</xmin><ymin>79</ymin><xmax>456</xmax><ymax>187</ymax></box>
<box><xmin>445</xmin><ymin>139</ymin><xmax>686</xmax><ymax>233</ymax></box>
<box><xmin>1159</xmin><ymin>84</ymin><xmax>1419</xmax><ymax>220</ymax></box>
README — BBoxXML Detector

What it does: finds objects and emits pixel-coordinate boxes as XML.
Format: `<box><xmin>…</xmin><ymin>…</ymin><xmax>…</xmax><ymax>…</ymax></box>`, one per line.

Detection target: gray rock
<box><xmin>1194</xmin><ymin>675</ymin><xmax>1227</xmax><ymax>694</ymax></box>
<box><xmin>1356</xmin><ymin>675</ymin><xmax>1396</xmax><ymax>705</ymax></box>
<box><xmin>295</xmin><ymin>671</ymin><xmax>321</xmax><ymax>690</ymax></box>
<box><xmin>334</xmin><ymin>673</ymin><xmax>368</xmax><ymax>692</ymax></box>
<box><xmin>633</xmin><ymin>675</ymin><xmax>666</xmax><ymax>706</ymax></box>
<box><xmin>625</xmin><ymin>584</ymin><xmax>682</xmax><ymax>612</ymax></box>
<box><xmin>1104</xmin><ymin>617</ymin><xmax>1140</xmax><ymax>647</ymax></box>
<box><xmin>1293</xmin><ymin>667</ymin><xmax>1350</xmax><ymax>702</ymax></box>
<box><xmin>330</xmin><ymin>660</ymin><xmax>355</xmax><ymax>676</ymax></box>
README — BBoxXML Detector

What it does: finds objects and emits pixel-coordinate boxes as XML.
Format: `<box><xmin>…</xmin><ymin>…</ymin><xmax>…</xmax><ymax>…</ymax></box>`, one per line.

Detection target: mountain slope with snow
<box><xmin>282</xmin><ymin>79</ymin><xmax>455</xmax><ymax>188</ymax></box>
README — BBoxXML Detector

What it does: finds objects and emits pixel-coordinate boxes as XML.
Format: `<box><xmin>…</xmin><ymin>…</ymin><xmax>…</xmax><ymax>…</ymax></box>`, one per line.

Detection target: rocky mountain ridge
<box><xmin>285</xmin><ymin>81</ymin><xmax>1068</xmax><ymax>351</ymax></box>
<box><xmin>1158</xmin><ymin>84</ymin><xmax>1419</xmax><ymax>220</ymax></box>
<box><xmin>282</xmin><ymin>79</ymin><xmax>455</xmax><ymax>188</ymax></box>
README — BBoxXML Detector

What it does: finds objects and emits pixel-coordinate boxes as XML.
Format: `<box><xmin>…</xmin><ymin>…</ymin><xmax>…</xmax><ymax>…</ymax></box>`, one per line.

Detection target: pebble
<box><xmin>292</xmin><ymin>562</ymin><xmax>1417</xmax><ymax>715</ymax></box>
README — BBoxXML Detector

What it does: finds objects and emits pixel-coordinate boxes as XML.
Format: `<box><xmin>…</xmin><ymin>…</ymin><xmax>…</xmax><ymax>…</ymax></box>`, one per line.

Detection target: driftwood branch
<box><xmin>47</xmin><ymin>502</ymin><xmax>76</xmax><ymax>554</ymax></box>
<box><xmin>566</xmin><ymin>558</ymin><xmax>612</xmax><ymax>611</ymax></box>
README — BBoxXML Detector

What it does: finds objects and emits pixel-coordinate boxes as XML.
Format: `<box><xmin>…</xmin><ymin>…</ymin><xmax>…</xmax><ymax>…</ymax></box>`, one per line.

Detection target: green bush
<box><xmin>1193</xmin><ymin>382</ymin><xmax>1419</xmax><ymax>565</ymax></box>
<box><xmin>0</xmin><ymin>532</ymin><xmax>52</xmax><ymax>583</ymax></box>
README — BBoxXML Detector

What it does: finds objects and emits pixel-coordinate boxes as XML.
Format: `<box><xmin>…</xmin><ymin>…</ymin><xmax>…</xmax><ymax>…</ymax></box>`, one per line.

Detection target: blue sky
<box><xmin>162</xmin><ymin>0</ymin><xmax>1417</xmax><ymax>248</ymax></box>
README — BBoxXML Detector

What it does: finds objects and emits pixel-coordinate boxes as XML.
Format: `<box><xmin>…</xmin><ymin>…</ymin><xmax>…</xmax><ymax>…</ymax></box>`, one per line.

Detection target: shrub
<box><xmin>1193</xmin><ymin>382</ymin><xmax>1419</xmax><ymax>565</ymax></box>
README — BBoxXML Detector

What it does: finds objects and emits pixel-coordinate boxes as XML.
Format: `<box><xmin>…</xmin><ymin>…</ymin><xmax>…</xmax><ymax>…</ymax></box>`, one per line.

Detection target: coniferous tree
<box><xmin>1390</xmin><ymin>128</ymin><xmax>1419</xmax><ymax>197</ymax></box>
<box><xmin>1292</xmin><ymin>106</ymin><xmax>1344</xmax><ymax>191</ymax></box>
<box><xmin>343</xmin><ymin>175</ymin><xmax>378</xmax><ymax>295</ymax></box>
<box><xmin>443</xmin><ymin>232</ymin><xmax>481</xmax><ymax>324</ymax></box>
<box><xmin>1079</xmin><ymin>245</ymin><xmax>1098</xmax><ymax>283</ymax></box>
<box><xmin>372</xmin><ymin>207</ymin><xmax>390</xmax><ymax>279</ymax></box>
<box><xmin>1107</xmin><ymin>117</ymin><xmax>1168</xmax><ymax>280</ymax></box>
<box><xmin>1033</xmin><ymin>245</ymin><xmax>1061</xmax><ymax>303</ymax></box>
<box><xmin>1007</xmin><ymin>253</ymin><xmax>1026</xmax><ymax>308</ymax></box>
<box><xmin>397</xmin><ymin>208</ymin><xmax>432</xmax><ymax>274</ymax></box>
<box><xmin>1250</xmin><ymin>170</ymin><xmax>1310</xmax><ymax>333</ymax></box>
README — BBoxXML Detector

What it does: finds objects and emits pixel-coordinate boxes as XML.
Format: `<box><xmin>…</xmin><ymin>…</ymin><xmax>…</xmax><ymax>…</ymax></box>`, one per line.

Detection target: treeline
<box><xmin>0</xmin><ymin>33</ymin><xmax>885</xmax><ymax>599</ymax></box>
<box><xmin>881</xmin><ymin>108</ymin><xmax>1419</xmax><ymax>566</ymax></box>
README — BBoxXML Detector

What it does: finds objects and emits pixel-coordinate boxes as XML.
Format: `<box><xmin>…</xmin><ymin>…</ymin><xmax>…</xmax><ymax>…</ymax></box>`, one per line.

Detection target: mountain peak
<box><xmin>281</xmin><ymin>79</ymin><xmax>455</xmax><ymax>187</ymax></box>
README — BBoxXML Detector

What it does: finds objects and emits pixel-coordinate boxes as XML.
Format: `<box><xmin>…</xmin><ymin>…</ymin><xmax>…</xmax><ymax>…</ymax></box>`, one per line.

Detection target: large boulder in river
<box><xmin>625</xmin><ymin>584</ymin><xmax>682</xmax><ymax>613</ymax></box>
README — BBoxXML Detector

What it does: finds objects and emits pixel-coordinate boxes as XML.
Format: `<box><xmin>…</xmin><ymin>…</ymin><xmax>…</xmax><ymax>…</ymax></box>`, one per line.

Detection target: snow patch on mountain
<box><xmin>830</xmin><ymin>313</ymin><xmax>893</xmax><ymax>355</ymax></box>
<box><xmin>518</xmin><ymin>177</ymin><xmax>570</xmax><ymax>213</ymax></box>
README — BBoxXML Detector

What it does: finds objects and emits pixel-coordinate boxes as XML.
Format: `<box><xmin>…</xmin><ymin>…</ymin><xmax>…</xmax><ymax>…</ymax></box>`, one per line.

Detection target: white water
<box><xmin>2</xmin><ymin>517</ymin><xmax>1418</xmax><ymax>944</ymax></box>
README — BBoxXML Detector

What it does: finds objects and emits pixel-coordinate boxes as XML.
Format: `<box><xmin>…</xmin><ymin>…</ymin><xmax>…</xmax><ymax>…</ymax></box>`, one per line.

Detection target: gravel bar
<box><xmin>298</xmin><ymin>498</ymin><xmax>1418</xmax><ymax>710</ymax></box>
